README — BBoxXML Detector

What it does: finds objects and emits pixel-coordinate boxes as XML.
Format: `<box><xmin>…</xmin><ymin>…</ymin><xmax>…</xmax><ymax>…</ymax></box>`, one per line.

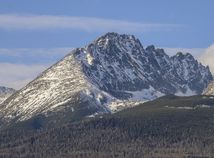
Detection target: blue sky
<box><xmin>0</xmin><ymin>0</ymin><xmax>214</xmax><ymax>48</ymax></box>
<box><xmin>0</xmin><ymin>0</ymin><xmax>214</xmax><ymax>89</ymax></box>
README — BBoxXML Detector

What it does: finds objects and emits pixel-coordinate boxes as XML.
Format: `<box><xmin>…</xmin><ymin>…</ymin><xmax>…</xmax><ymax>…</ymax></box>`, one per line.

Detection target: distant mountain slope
<box><xmin>0</xmin><ymin>86</ymin><xmax>15</xmax><ymax>104</ymax></box>
<box><xmin>1</xmin><ymin>95</ymin><xmax>214</xmax><ymax>158</ymax></box>
<box><xmin>0</xmin><ymin>32</ymin><xmax>212</xmax><ymax>125</ymax></box>
<box><xmin>204</xmin><ymin>81</ymin><xmax>214</xmax><ymax>95</ymax></box>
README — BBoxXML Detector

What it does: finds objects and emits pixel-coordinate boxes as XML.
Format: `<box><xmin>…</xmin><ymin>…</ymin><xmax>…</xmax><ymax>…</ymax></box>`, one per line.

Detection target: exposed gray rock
<box><xmin>0</xmin><ymin>32</ymin><xmax>212</xmax><ymax>125</ymax></box>
<box><xmin>0</xmin><ymin>86</ymin><xmax>15</xmax><ymax>104</ymax></box>
<box><xmin>76</xmin><ymin>32</ymin><xmax>213</xmax><ymax>97</ymax></box>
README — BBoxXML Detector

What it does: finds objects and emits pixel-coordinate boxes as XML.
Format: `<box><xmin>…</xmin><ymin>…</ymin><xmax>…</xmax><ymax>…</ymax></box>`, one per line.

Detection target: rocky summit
<box><xmin>0</xmin><ymin>32</ymin><xmax>212</xmax><ymax>124</ymax></box>
<box><xmin>78</xmin><ymin>33</ymin><xmax>212</xmax><ymax>98</ymax></box>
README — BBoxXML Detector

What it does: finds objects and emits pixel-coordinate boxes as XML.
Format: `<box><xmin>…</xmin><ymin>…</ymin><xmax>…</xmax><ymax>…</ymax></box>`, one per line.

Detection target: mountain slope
<box><xmin>0</xmin><ymin>86</ymin><xmax>15</xmax><ymax>104</ymax></box>
<box><xmin>0</xmin><ymin>32</ymin><xmax>212</xmax><ymax>125</ymax></box>
<box><xmin>79</xmin><ymin>33</ymin><xmax>212</xmax><ymax>97</ymax></box>
<box><xmin>0</xmin><ymin>53</ymin><xmax>111</xmax><ymax>123</ymax></box>
<box><xmin>204</xmin><ymin>81</ymin><xmax>214</xmax><ymax>95</ymax></box>
<box><xmin>1</xmin><ymin>95</ymin><xmax>214</xmax><ymax>158</ymax></box>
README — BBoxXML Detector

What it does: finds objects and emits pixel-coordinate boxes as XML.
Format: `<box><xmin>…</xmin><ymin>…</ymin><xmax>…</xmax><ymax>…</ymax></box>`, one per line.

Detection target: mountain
<box><xmin>79</xmin><ymin>33</ymin><xmax>212</xmax><ymax>97</ymax></box>
<box><xmin>0</xmin><ymin>86</ymin><xmax>15</xmax><ymax>104</ymax></box>
<box><xmin>0</xmin><ymin>32</ymin><xmax>212</xmax><ymax>125</ymax></box>
<box><xmin>1</xmin><ymin>95</ymin><xmax>214</xmax><ymax>158</ymax></box>
<box><xmin>204</xmin><ymin>81</ymin><xmax>214</xmax><ymax>95</ymax></box>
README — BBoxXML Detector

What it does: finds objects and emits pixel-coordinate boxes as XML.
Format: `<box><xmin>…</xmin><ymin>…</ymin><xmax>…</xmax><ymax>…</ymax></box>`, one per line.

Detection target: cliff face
<box><xmin>0</xmin><ymin>32</ymin><xmax>212</xmax><ymax>124</ymax></box>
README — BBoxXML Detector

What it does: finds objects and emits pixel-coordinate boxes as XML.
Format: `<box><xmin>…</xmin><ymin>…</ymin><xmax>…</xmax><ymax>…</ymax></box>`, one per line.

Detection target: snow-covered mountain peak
<box><xmin>145</xmin><ymin>45</ymin><xmax>155</xmax><ymax>51</ymax></box>
<box><xmin>96</xmin><ymin>32</ymin><xmax>138</xmax><ymax>42</ymax></box>
<box><xmin>93</xmin><ymin>32</ymin><xmax>143</xmax><ymax>52</ymax></box>
<box><xmin>0</xmin><ymin>32</ymin><xmax>213</xmax><ymax>124</ymax></box>
<box><xmin>0</xmin><ymin>86</ymin><xmax>15</xmax><ymax>94</ymax></box>
<box><xmin>73</xmin><ymin>33</ymin><xmax>212</xmax><ymax>98</ymax></box>
<box><xmin>173</xmin><ymin>52</ymin><xmax>195</xmax><ymax>61</ymax></box>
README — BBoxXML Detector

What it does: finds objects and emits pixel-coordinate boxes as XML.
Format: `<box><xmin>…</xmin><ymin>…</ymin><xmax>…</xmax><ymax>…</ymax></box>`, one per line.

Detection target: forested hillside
<box><xmin>0</xmin><ymin>95</ymin><xmax>214</xmax><ymax>158</ymax></box>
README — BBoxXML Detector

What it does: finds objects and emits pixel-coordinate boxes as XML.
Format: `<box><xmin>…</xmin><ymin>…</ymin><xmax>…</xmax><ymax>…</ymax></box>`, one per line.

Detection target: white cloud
<box><xmin>0</xmin><ymin>63</ymin><xmax>48</xmax><ymax>90</ymax></box>
<box><xmin>0</xmin><ymin>14</ymin><xmax>182</xmax><ymax>32</ymax></box>
<box><xmin>0</xmin><ymin>47</ymin><xmax>73</xmax><ymax>89</ymax></box>
<box><xmin>0</xmin><ymin>47</ymin><xmax>72</xmax><ymax>56</ymax></box>
<box><xmin>165</xmin><ymin>46</ymin><xmax>214</xmax><ymax>74</ymax></box>
<box><xmin>164</xmin><ymin>47</ymin><xmax>205</xmax><ymax>58</ymax></box>
<box><xmin>199</xmin><ymin>44</ymin><xmax>214</xmax><ymax>74</ymax></box>
<box><xmin>0</xmin><ymin>47</ymin><xmax>72</xmax><ymax>64</ymax></box>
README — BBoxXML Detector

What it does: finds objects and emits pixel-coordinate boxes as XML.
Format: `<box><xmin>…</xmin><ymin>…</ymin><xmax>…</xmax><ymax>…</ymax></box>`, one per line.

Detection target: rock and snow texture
<box><xmin>0</xmin><ymin>54</ymin><xmax>111</xmax><ymax>121</ymax></box>
<box><xmin>0</xmin><ymin>32</ymin><xmax>213</xmax><ymax>122</ymax></box>
<box><xmin>78</xmin><ymin>33</ymin><xmax>212</xmax><ymax>97</ymax></box>
<box><xmin>0</xmin><ymin>86</ymin><xmax>15</xmax><ymax>104</ymax></box>
<box><xmin>204</xmin><ymin>81</ymin><xmax>214</xmax><ymax>95</ymax></box>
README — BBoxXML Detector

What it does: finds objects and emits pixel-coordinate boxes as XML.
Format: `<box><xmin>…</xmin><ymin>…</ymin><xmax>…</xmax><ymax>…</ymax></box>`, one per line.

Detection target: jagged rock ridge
<box><xmin>76</xmin><ymin>33</ymin><xmax>212</xmax><ymax>97</ymax></box>
<box><xmin>0</xmin><ymin>32</ymin><xmax>212</xmax><ymax>123</ymax></box>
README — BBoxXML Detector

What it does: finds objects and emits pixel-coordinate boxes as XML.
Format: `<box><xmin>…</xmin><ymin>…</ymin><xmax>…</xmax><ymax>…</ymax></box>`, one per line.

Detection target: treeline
<box><xmin>1</xmin><ymin>95</ymin><xmax>214</xmax><ymax>158</ymax></box>
<box><xmin>0</xmin><ymin>117</ymin><xmax>213</xmax><ymax>158</ymax></box>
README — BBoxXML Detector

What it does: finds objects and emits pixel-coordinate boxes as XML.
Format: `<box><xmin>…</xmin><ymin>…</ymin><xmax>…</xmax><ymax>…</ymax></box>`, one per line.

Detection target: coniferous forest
<box><xmin>0</xmin><ymin>95</ymin><xmax>214</xmax><ymax>158</ymax></box>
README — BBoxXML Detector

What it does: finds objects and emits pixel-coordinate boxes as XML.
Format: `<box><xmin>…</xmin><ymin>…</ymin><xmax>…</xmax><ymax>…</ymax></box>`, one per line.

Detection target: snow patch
<box><xmin>126</xmin><ymin>86</ymin><xmax>164</xmax><ymax>101</ymax></box>
<box><xmin>175</xmin><ymin>87</ymin><xmax>196</xmax><ymax>96</ymax></box>
<box><xmin>165</xmin><ymin>104</ymin><xmax>211</xmax><ymax>110</ymax></box>
<box><xmin>86</xmin><ymin>53</ymin><xmax>94</xmax><ymax>65</ymax></box>
<box><xmin>109</xmin><ymin>100</ymin><xmax>145</xmax><ymax>113</ymax></box>
<box><xmin>196</xmin><ymin>104</ymin><xmax>211</xmax><ymax>108</ymax></box>
<box><xmin>165</xmin><ymin>106</ymin><xmax>194</xmax><ymax>110</ymax></box>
